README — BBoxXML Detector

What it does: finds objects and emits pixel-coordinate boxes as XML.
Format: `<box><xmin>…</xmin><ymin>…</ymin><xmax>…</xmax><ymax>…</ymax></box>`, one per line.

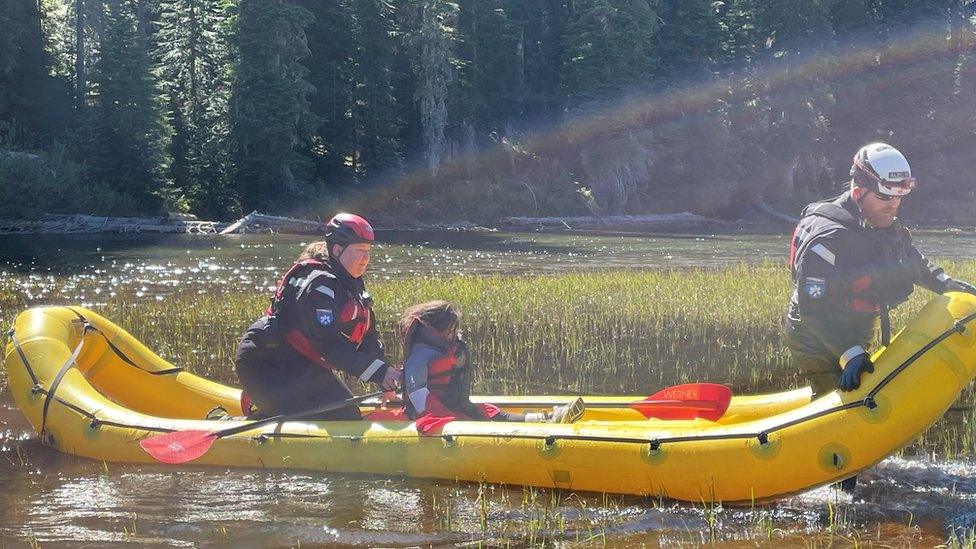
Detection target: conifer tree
<box><xmin>515</xmin><ymin>0</ymin><xmax>565</xmax><ymax>124</ymax></box>
<box><xmin>351</xmin><ymin>0</ymin><xmax>403</xmax><ymax>178</ymax></box>
<box><xmin>297</xmin><ymin>0</ymin><xmax>357</xmax><ymax>187</ymax></box>
<box><xmin>81</xmin><ymin>0</ymin><xmax>169</xmax><ymax>213</ymax></box>
<box><xmin>0</xmin><ymin>0</ymin><xmax>71</xmax><ymax>146</ymax></box>
<box><xmin>751</xmin><ymin>0</ymin><xmax>834</xmax><ymax>198</ymax></box>
<box><xmin>228</xmin><ymin>0</ymin><xmax>316</xmax><ymax>209</ymax></box>
<box><xmin>454</xmin><ymin>0</ymin><xmax>525</xmax><ymax>135</ymax></box>
<box><xmin>415</xmin><ymin>0</ymin><xmax>456</xmax><ymax>175</ymax></box>
<box><xmin>653</xmin><ymin>0</ymin><xmax>724</xmax><ymax>80</ymax></box>
<box><xmin>561</xmin><ymin>0</ymin><xmax>659</xmax><ymax>105</ymax></box>
<box><xmin>156</xmin><ymin>0</ymin><xmax>233</xmax><ymax>216</ymax></box>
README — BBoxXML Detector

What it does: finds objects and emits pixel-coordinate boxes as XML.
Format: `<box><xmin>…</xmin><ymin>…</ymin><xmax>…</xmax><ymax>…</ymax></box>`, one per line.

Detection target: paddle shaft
<box><xmin>362</xmin><ymin>398</ymin><xmax>719</xmax><ymax>410</ymax></box>
<box><xmin>216</xmin><ymin>391</ymin><xmax>384</xmax><ymax>439</ymax></box>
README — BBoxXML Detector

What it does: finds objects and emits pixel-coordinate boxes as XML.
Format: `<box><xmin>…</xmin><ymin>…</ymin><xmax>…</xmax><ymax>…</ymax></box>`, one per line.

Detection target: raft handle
<box><xmin>543</xmin><ymin>436</ymin><xmax>556</xmax><ymax>450</ymax></box>
<box><xmin>442</xmin><ymin>435</ymin><xmax>455</xmax><ymax>447</ymax></box>
<box><xmin>649</xmin><ymin>439</ymin><xmax>661</xmax><ymax>451</ymax></box>
<box><xmin>89</xmin><ymin>418</ymin><xmax>101</xmax><ymax>430</ymax></box>
<box><xmin>863</xmin><ymin>396</ymin><xmax>878</xmax><ymax>410</ymax></box>
<box><xmin>31</xmin><ymin>383</ymin><xmax>42</xmax><ymax>395</ymax></box>
<box><xmin>253</xmin><ymin>434</ymin><xmax>269</xmax><ymax>444</ymax></box>
<box><xmin>757</xmin><ymin>432</ymin><xmax>769</xmax><ymax>445</ymax></box>
<box><xmin>953</xmin><ymin>321</ymin><xmax>967</xmax><ymax>335</ymax></box>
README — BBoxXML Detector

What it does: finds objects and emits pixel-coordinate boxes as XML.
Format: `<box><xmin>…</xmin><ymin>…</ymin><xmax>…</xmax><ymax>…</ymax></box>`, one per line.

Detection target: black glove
<box><xmin>837</xmin><ymin>346</ymin><xmax>874</xmax><ymax>392</ymax></box>
<box><xmin>945</xmin><ymin>279</ymin><xmax>976</xmax><ymax>296</ymax></box>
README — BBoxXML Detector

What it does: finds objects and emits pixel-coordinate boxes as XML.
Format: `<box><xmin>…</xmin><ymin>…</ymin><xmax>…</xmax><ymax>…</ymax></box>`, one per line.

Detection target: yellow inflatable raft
<box><xmin>5</xmin><ymin>294</ymin><xmax>976</xmax><ymax>503</ymax></box>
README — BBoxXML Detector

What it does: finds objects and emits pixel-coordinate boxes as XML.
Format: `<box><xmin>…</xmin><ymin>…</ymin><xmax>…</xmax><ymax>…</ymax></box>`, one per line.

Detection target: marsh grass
<box><xmin>945</xmin><ymin>526</ymin><xmax>976</xmax><ymax>549</ymax></box>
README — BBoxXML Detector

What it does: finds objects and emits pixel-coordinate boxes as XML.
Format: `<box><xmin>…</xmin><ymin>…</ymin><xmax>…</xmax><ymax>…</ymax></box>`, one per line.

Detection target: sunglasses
<box><xmin>872</xmin><ymin>192</ymin><xmax>903</xmax><ymax>202</ymax></box>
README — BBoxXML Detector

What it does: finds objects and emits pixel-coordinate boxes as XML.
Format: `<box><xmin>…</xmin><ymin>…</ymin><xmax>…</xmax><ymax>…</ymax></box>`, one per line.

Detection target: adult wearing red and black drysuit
<box><xmin>235</xmin><ymin>214</ymin><xmax>400</xmax><ymax>420</ymax></box>
<box><xmin>786</xmin><ymin>143</ymin><xmax>976</xmax><ymax>399</ymax></box>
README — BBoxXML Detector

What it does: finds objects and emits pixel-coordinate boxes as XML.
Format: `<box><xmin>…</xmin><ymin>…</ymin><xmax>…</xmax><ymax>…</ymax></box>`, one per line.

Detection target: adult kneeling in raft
<box><xmin>235</xmin><ymin>213</ymin><xmax>401</xmax><ymax>420</ymax></box>
<box><xmin>385</xmin><ymin>300</ymin><xmax>584</xmax><ymax>434</ymax></box>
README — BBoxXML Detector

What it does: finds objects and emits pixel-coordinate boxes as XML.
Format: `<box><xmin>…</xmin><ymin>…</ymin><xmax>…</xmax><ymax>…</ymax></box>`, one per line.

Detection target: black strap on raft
<box><xmin>64</xmin><ymin>307</ymin><xmax>183</xmax><ymax>376</ymax></box>
<box><xmin>9</xmin><ymin>309</ymin><xmax>184</xmax><ymax>440</ymax></box>
<box><xmin>39</xmin><ymin>319</ymin><xmax>92</xmax><ymax>436</ymax></box>
<box><xmin>10</xmin><ymin>326</ymin><xmax>176</xmax><ymax>436</ymax></box>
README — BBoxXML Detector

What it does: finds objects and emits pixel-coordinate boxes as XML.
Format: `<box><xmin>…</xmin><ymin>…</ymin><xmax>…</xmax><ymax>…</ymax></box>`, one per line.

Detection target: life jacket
<box><xmin>405</xmin><ymin>338</ymin><xmax>472</xmax><ymax>419</ymax></box>
<box><xmin>426</xmin><ymin>340</ymin><xmax>470</xmax><ymax>403</ymax></box>
<box><xmin>788</xmin><ymin>192</ymin><xmax>915</xmax><ymax>314</ymax></box>
<box><xmin>265</xmin><ymin>259</ymin><xmax>373</xmax><ymax>369</ymax></box>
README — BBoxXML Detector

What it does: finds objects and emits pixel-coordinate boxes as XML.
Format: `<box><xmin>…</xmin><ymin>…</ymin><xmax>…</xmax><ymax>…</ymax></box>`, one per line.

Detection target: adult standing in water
<box><xmin>786</xmin><ymin>143</ymin><xmax>976</xmax><ymax>401</ymax></box>
<box><xmin>235</xmin><ymin>213</ymin><xmax>401</xmax><ymax>420</ymax></box>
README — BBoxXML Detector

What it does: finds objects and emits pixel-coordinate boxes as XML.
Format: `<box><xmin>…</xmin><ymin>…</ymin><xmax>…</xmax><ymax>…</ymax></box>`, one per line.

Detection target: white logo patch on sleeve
<box><xmin>804</xmin><ymin>277</ymin><xmax>826</xmax><ymax>299</ymax></box>
<box><xmin>315</xmin><ymin>309</ymin><xmax>334</xmax><ymax>326</ymax></box>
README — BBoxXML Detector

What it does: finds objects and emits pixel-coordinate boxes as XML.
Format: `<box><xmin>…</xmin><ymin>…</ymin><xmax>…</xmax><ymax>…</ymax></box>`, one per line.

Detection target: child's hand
<box><xmin>380</xmin><ymin>390</ymin><xmax>398</xmax><ymax>408</ymax></box>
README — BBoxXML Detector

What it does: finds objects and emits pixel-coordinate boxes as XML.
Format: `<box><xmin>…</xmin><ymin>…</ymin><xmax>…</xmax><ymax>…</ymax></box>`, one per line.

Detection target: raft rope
<box><xmin>8</xmin><ymin>308</ymin><xmax>184</xmax><ymax>439</ymax></box>
<box><xmin>63</xmin><ymin>307</ymin><xmax>183</xmax><ymax>376</ymax></box>
<box><xmin>7</xmin><ymin>309</ymin><xmax>976</xmax><ymax>451</ymax></box>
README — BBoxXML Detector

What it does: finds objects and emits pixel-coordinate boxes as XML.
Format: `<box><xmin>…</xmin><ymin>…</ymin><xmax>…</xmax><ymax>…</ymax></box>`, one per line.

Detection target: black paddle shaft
<box><xmin>213</xmin><ymin>391</ymin><xmax>384</xmax><ymax>439</ymax></box>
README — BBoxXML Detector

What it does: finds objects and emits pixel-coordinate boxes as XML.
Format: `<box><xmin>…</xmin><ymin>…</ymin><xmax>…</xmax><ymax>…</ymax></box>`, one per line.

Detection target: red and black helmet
<box><xmin>325</xmin><ymin>213</ymin><xmax>374</xmax><ymax>256</ymax></box>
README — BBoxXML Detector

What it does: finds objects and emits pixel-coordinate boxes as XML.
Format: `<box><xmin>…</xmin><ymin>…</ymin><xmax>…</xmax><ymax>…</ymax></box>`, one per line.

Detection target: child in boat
<box><xmin>400</xmin><ymin>300</ymin><xmax>584</xmax><ymax>428</ymax></box>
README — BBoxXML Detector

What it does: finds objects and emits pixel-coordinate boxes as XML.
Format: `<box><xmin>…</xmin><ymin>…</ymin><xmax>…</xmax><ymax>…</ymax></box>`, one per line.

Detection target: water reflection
<box><xmin>5</xmin><ymin>441</ymin><xmax>976</xmax><ymax>546</ymax></box>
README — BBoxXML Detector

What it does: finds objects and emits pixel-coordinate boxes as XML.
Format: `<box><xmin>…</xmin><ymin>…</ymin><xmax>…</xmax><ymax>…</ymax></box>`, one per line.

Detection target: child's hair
<box><xmin>400</xmin><ymin>300</ymin><xmax>462</xmax><ymax>348</ymax></box>
<box><xmin>297</xmin><ymin>241</ymin><xmax>328</xmax><ymax>262</ymax></box>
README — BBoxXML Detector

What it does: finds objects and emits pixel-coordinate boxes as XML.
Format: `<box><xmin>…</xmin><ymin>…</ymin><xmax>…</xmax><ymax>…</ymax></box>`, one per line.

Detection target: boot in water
<box><xmin>833</xmin><ymin>475</ymin><xmax>857</xmax><ymax>493</ymax></box>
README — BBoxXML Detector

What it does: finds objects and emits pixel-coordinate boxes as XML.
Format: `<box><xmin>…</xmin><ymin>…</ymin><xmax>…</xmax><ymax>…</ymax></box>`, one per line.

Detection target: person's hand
<box><xmin>380</xmin><ymin>365</ymin><xmax>403</xmax><ymax>391</ymax></box>
<box><xmin>945</xmin><ymin>279</ymin><xmax>976</xmax><ymax>296</ymax></box>
<box><xmin>837</xmin><ymin>347</ymin><xmax>874</xmax><ymax>391</ymax></box>
<box><xmin>380</xmin><ymin>390</ymin><xmax>398</xmax><ymax>408</ymax></box>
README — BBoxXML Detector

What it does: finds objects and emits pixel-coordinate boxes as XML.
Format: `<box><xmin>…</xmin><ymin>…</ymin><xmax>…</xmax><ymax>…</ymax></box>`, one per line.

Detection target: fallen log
<box><xmin>498</xmin><ymin>212</ymin><xmax>718</xmax><ymax>230</ymax></box>
<box><xmin>753</xmin><ymin>202</ymin><xmax>799</xmax><ymax>224</ymax></box>
<box><xmin>219</xmin><ymin>211</ymin><xmax>329</xmax><ymax>234</ymax></box>
<box><xmin>0</xmin><ymin>214</ymin><xmax>224</xmax><ymax>235</ymax></box>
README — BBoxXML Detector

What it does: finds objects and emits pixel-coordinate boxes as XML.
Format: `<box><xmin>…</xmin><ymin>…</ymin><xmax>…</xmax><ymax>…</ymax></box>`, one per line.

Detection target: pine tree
<box><xmin>81</xmin><ymin>0</ymin><xmax>169</xmax><ymax>213</ymax></box>
<box><xmin>751</xmin><ymin>0</ymin><xmax>835</xmax><ymax>200</ymax></box>
<box><xmin>653</xmin><ymin>0</ymin><xmax>724</xmax><ymax>81</ymax></box>
<box><xmin>297</xmin><ymin>0</ymin><xmax>357</xmax><ymax>188</ymax></box>
<box><xmin>560</xmin><ymin>0</ymin><xmax>659</xmax><ymax>105</ymax></box>
<box><xmin>415</xmin><ymin>0</ymin><xmax>457</xmax><ymax>175</ymax></box>
<box><xmin>453</xmin><ymin>0</ymin><xmax>525</xmax><ymax>135</ymax></box>
<box><xmin>0</xmin><ymin>0</ymin><xmax>71</xmax><ymax>146</ymax></box>
<box><xmin>351</xmin><ymin>0</ymin><xmax>403</xmax><ymax>179</ymax></box>
<box><xmin>155</xmin><ymin>0</ymin><xmax>233</xmax><ymax>216</ymax></box>
<box><xmin>516</xmin><ymin>0</ymin><xmax>565</xmax><ymax>124</ymax></box>
<box><xmin>872</xmin><ymin>0</ymin><xmax>958</xmax><ymax>214</ymax></box>
<box><xmin>228</xmin><ymin>0</ymin><xmax>316</xmax><ymax>210</ymax></box>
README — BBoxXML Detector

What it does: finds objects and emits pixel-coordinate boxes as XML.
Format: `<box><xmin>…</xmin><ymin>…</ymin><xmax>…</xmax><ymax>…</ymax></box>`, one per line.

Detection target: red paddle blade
<box><xmin>634</xmin><ymin>383</ymin><xmax>733</xmax><ymax>421</ymax></box>
<box><xmin>139</xmin><ymin>429</ymin><xmax>218</xmax><ymax>464</ymax></box>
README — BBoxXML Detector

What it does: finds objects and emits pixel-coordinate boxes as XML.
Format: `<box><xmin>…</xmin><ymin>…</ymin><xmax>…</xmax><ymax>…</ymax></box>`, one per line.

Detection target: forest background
<box><xmin>2</xmin><ymin>0</ymin><xmax>975</xmax><ymax>225</ymax></box>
